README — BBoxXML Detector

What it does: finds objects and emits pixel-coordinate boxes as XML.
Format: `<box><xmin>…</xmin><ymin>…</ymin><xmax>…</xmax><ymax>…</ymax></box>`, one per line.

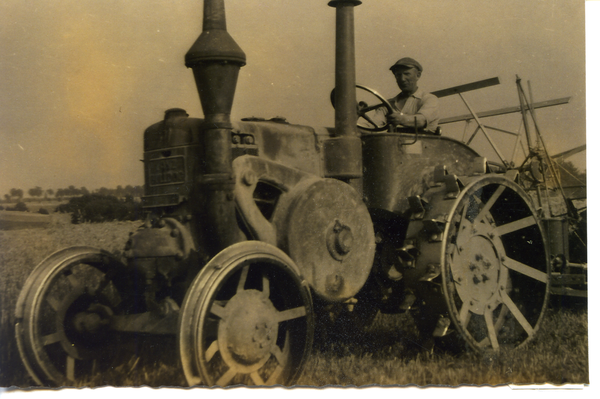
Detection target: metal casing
<box><xmin>362</xmin><ymin>133</ymin><xmax>482</xmax><ymax>213</ymax></box>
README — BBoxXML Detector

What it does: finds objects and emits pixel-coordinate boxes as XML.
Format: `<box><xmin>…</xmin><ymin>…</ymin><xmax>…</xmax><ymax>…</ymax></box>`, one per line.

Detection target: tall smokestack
<box><xmin>185</xmin><ymin>0</ymin><xmax>246</xmax><ymax>253</ymax></box>
<box><xmin>325</xmin><ymin>0</ymin><xmax>362</xmax><ymax>179</ymax></box>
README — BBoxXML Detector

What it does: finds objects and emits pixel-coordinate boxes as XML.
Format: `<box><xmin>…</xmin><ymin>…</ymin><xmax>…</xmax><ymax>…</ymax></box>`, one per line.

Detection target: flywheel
<box><xmin>273</xmin><ymin>178</ymin><xmax>375</xmax><ymax>302</ymax></box>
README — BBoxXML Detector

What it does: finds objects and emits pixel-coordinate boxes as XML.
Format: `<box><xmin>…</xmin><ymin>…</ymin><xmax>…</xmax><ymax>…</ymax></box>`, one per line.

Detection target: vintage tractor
<box><xmin>15</xmin><ymin>0</ymin><xmax>553</xmax><ymax>387</ymax></box>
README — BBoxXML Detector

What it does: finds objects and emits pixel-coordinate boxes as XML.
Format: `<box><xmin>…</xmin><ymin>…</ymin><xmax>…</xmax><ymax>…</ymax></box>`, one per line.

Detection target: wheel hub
<box><xmin>218</xmin><ymin>289</ymin><xmax>279</xmax><ymax>370</ymax></box>
<box><xmin>454</xmin><ymin>235</ymin><xmax>506</xmax><ymax>315</ymax></box>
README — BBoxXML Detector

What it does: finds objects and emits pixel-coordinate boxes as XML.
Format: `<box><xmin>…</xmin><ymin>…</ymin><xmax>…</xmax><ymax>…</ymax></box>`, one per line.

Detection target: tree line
<box><xmin>3</xmin><ymin>185</ymin><xmax>144</xmax><ymax>203</ymax></box>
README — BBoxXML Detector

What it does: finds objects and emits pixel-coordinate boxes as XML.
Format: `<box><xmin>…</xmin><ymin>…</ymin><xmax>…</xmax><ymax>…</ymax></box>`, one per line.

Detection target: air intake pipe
<box><xmin>185</xmin><ymin>0</ymin><xmax>246</xmax><ymax>254</ymax></box>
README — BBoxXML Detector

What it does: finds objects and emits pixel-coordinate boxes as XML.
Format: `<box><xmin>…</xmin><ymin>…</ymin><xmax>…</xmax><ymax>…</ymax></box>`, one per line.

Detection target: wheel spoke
<box><xmin>266</xmin><ymin>364</ymin><xmax>284</xmax><ymax>385</ymax></box>
<box><xmin>237</xmin><ymin>265</ymin><xmax>249</xmax><ymax>293</ymax></box>
<box><xmin>266</xmin><ymin>332</ymin><xmax>290</xmax><ymax>385</ymax></box>
<box><xmin>500</xmin><ymin>290</ymin><xmax>534</xmax><ymax>337</ymax></box>
<box><xmin>459</xmin><ymin>302</ymin><xmax>471</xmax><ymax>326</ymax></box>
<box><xmin>494</xmin><ymin>304</ymin><xmax>509</xmax><ymax>333</ymax></box>
<box><xmin>456</xmin><ymin>204</ymin><xmax>472</xmax><ymax>248</ymax></box>
<box><xmin>484</xmin><ymin>307</ymin><xmax>500</xmax><ymax>350</ymax></box>
<box><xmin>46</xmin><ymin>296</ymin><xmax>61</xmax><ymax>312</ymax></box>
<box><xmin>494</xmin><ymin>215</ymin><xmax>536</xmax><ymax>236</ymax></box>
<box><xmin>275</xmin><ymin>306</ymin><xmax>306</xmax><ymax>323</ymax></box>
<box><xmin>205</xmin><ymin>340</ymin><xmax>219</xmax><ymax>362</ymax></box>
<box><xmin>66</xmin><ymin>355</ymin><xmax>75</xmax><ymax>381</ymax></box>
<box><xmin>188</xmin><ymin>376</ymin><xmax>202</xmax><ymax>386</ymax></box>
<box><xmin>250</xmin><ymin>371</ymin><xmax>265</xmax><ymax>385</ymax></box>
<box><xmin>503</xmin><ymin>257</ymin><xmax>548</xmax><ymax>283</ymax></box>
<box><xmin>66</xmin><ymin>273</ymin><xmax>83</xmax><ymax>291</ymax></box>
<box><xmin>271</xmin><ymin>344</ymin><xmax>285</xmax><ymax>366</ymax></box>
<box><xmin>262</xmin><ymin>274</ymin><xmax>270</xmax><ymax>298</ymax></box>
<box><xmin>210</xmin><ymin>302</ymin><xmax>227</xmax><ymax>319</ymax></box>
<box><xmin>41</xmin><ymin>332</ymin><xmax>61</xmax><ymax>346</ymax></box>
<box><xmin>216</xmin><ymin>367</ymin><xmax>237</xmax><ymax>386</ymax></box>
<box><xmin>475</xmin><ymin>185</ymin><xmax>506</xmax><ymax>223</ymax></box>
<box><xmin>90</xmin><ymin>271</ymin><xmax>113</xmax><ymax>296</ymax></box>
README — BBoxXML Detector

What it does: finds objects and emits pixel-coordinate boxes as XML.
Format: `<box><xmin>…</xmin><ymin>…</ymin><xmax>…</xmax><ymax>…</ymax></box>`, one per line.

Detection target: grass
<box><xmin>297</xmin><ymin>308</ymin><xmax>588</xmax><ymax>386</ymax></box>
<box><xmin>0</xmin><ymin>215</ymin><xmax>589</xmax><ymax>387</ymax></box>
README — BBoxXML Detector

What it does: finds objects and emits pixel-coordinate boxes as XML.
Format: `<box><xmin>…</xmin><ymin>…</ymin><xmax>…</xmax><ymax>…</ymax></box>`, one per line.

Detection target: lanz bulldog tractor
<box><xmin>16</xmin><ymin>0</ymin><xmax>558</xmax><ymax>387</ymax></box>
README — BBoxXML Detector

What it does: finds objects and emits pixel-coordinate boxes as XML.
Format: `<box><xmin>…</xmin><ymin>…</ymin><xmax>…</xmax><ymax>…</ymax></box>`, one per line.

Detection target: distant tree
<box><xmin>124</xmin><ymin>185</ymin><xmax>134</xmax><ymax>197</ymax></box>
<box><xmin>67</xmin><ymin>185</ymin><xmax>80</xmax><ymax>196</ymax></box>
<box><xmin>556</xmin><ymin>159</ymin><xmax>586</xmax><ymax>186</ymax></box>
<box><xmin>46</xmin><ymin>189</ymin><xmax>54</xmax><ymax>198</ymax></box>
<box><xmin>6</xmin><ymin>201</ymin><xmax>29</xmax><ymax>212</ymax></box>
<box><xmin>80</xmin><ymin>187</ymin><xmax>90</xmax><ymax>195</ymax></box>
<box><xmin>57</xmin><ymin>194</ymin><xmax>142</xmax><ymax>223</ymax></box>
<box><xmin>10</xmin><ymin>188</ymin><xmax>24</xmax><ymax>200</ymax></box>
<box><xmin>28</xmin><ymin>186</ymin><xmax>43</xmax><ymax>198</ymax></box>
<box><xmin>55</xmin><ymin>188</ymin><xmax>64</xmax><ymax>198</ymax></box>
<box><xmin>4</xmin><ymin>194</ymin><xmax>11</xmax><ymax>202</ymax></box>
<box><xmin>133</xmin><ymin>185</ymin><xmax>144</xmax><ymax>197</ymax></box>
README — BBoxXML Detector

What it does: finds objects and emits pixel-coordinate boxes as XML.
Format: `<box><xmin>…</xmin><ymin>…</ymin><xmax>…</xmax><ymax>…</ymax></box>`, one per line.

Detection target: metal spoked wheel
<box><xmin>15</xmin><ymin>247</ymin><xmax>138</xmax><ymax>386</ymax></box>
<box><xmin>442</xmin><ymin>176</ymin><xmax>550</xmax><ymax>351</ymax></box>
<box><xmin>178</xmin><ymin>241</ymin><xmax>313</xmax><ymax>386</ymax></box>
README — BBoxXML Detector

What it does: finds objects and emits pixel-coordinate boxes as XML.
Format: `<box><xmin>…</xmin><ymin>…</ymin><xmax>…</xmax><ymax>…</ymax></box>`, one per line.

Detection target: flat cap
<box><xmin>390</xmin><ymin>57</ymin><xmax>423</xmax><ymax>72</ymax></box>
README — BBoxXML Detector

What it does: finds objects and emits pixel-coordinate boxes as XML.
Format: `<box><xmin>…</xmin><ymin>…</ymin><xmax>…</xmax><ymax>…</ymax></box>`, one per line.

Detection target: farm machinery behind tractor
<box><xmin>15</xmin><ymin>0</ymin><xmax>583</xmax><ymax>387</ymax></box>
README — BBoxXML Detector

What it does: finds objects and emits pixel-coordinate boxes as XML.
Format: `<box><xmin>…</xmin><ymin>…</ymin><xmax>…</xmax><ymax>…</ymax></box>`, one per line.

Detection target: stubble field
<box><xmin>0</xmin><ymin>215</ymin><xmax>589</xmax><ymax>387</ymax></box>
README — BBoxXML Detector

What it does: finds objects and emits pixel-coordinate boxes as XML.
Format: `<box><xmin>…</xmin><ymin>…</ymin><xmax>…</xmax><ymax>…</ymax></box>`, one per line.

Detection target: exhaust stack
<box><xmin>185</xmin><ymin>0</ymin><xmax>246</xmax><ymax>127</ymax></box>
<box><xmin>185</xmin><ymin>0</ymin><xmax>246</xmax><ymax>253</ymax></box>
<box><xmin>325</xmin><ymin>0</ymin><xmax>362</xmax><ymax>179</ymax></box>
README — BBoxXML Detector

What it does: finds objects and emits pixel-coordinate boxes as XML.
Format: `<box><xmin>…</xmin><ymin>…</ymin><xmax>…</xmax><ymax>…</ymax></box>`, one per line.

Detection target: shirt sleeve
<box><xmin>416</xmin><ymin>93</ymin><xmax>440</xmax><ymax>129</ymax></box>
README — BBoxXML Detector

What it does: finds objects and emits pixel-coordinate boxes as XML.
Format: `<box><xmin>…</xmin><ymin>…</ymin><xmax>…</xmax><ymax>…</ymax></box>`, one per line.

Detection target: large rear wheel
<box><xmin>442</xmin><ymin>177</ymin><xmax>550</xmax><ymax>351</ymax></box>
<box><xmin>178</xmin><ymin>241</ymin><xmax>313</xmax><ymax>386</ymax></box>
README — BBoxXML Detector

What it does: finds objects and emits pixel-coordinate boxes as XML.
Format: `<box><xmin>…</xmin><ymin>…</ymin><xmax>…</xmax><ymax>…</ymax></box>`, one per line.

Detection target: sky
<box><xmin>0</xmin><ymin>0</ymin><xmax>588</xmax><ymax>196</ymax></box>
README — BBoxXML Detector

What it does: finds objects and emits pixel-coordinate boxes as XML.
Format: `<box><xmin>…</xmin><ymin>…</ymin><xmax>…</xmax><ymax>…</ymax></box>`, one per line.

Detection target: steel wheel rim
<box><xmin>179</xmin><ymin>241</ymin><xmax>313</xmax><ymax>386</ymax></box>
<box><xmin>441</xmin><ymin>177</ymin><xmax>550</xmax><ymax>351</ymax></box>
<box><xmin>15</xmin><ymin>247</ymin><xmax>129</xmax><ymax>385</ymax></box>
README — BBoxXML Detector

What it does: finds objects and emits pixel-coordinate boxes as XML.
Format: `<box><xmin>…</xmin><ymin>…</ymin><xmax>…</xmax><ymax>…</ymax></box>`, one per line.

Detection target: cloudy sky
<box><xmin>0</xmin><ymin>0</ymin><xmax>587</xmax><ymax>196</ymax></box>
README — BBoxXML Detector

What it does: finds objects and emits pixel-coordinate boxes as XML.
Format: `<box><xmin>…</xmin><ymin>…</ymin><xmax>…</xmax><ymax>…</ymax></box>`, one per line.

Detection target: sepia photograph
<box><xmin>0</xmin><ymin>0</ymin><xmax>590</xmax><ymax>390</ymax></box>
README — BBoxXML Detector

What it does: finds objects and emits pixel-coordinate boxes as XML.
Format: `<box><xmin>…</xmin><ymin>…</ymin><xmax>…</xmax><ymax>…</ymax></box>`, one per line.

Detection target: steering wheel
<box><xmin>330</xmin><ymin>85</ymin><xmax>394</xmax><ymax>132</ymax></box>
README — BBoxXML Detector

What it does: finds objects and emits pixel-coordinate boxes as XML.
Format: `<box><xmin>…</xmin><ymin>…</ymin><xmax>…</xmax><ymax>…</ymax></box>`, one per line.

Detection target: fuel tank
<box><xmin>362</xmin><ymin>132</ymin><xmax>483</xmax><ymax>214</ymax></box>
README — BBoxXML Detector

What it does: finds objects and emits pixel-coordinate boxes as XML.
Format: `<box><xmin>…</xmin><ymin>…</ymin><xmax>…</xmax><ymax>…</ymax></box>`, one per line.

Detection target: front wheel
<box><xmin>178</xmin><ymin>241</ymin><xmax>313</xmax><ymax>386</ymax></box>
<box><xmin>15</xmin><ymin>247</ymin><xmax>138</xmax><ymax>386</ymax></box>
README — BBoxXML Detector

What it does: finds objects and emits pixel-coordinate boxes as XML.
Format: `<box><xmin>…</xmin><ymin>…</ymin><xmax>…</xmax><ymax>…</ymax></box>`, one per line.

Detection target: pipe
<box><xmin>325</xmin><ymin>0</ymin><xmax>363</xmax><ymax>179</ymax></box>
<box><xmin>185</xmin><ymin>0</ymin><xmax>246</xmax><ymax>254</ymax></box>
